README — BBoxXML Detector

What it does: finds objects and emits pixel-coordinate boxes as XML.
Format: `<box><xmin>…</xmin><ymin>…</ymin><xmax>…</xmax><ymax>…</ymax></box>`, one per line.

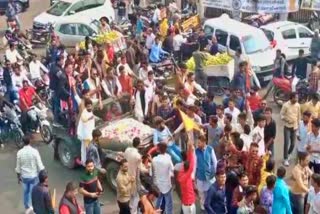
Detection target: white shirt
<box><xmin>145</xmin><ymin>33</ymin><xmax>156</xmax><ymax>50</ymax></box>
<box><xmin>116</xmin><ymin>63</ymin><xmax>134</xmax><ymax>76</ymax></box>
<box><xmin>5</xmin><ymin>49</ymin><xmax>22</xmax><ymax>64</ymax></box>
<box><xmin>173</xmin><ymin>34</ymin><xmax>186</xmax><ymax>51</ymax></box>
<box><xmin>224</xmin><ymin>107</ymin><xmax>241</xmax><ymax>126</ymax></box>
<box><xmin>124</xmin><ymin>147</ymin><xmax>141</xmax><ymax>178</ymax></box>
<box><xmin>11</xmin><ymin>73</ymin><xmax>31</xmax><ymax>90</ymax></box>
<box><xmin>308</xmin><ymin>187</ymin><xmax>320</xmax><ymax>214</ymax></box>
<box><xmin>217</xmin><ymin>115</ymin><xmax>225</xmax><ymax>129</ymax></box>
<box><xmin>15</xmin><ymin>145</ymin><xmax>45</xmax><ymax>178</ymax></box>
<box><xmin>144</xmin><ymin>79</ymin><xmax>156</xmax><ymax>94</ymax></box>
<box><xmin>152</xmin><ymin>8</ymin><xmax>161</xmax><ymax>24</ymax></box>
<box><xmin>152</xmin><ymin>153</ymin><xmax>174</xmax><ymax>193</ymax></box>
<box><xmin>251</xmin><ymin>125</ymin><xmax>265</xmax><ymax>156</ymax></box>
<box><xmin>138</xmin><ymin>66</ymin><xmax>153</xmax><ymax>81</ymax></box>
<box><xmin>184</xmin><ymin>81</ymin><xmax>206</xmax><ymax>95</ymax></box>
<box><xmin>240</xmin><ymin>133</ymin><xmax>252</xmax><ymax>152</ymax></box>
<box><xmin>29</xmin><ymin>60</ymin><xmax>49</xmax><ymax>80</ymax></box>
<box><xmin>77</xmin><ymin>109</ymin><xmax>95</xmax><ymax>140</ymax></box>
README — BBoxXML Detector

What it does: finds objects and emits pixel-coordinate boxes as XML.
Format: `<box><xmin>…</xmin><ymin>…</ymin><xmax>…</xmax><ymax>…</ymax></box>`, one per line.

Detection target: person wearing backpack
<box><xmin>5</xmin><ymin>0</ymin><xmax>20</xmax><ymax>29</ymax></box>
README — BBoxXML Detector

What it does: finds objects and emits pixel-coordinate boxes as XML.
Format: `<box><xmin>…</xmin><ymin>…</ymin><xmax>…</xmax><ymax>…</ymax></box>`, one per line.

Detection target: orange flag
<box><xmin>179</xmin><ymin>110</ymin><xmax>201</xmax><ymax>132</ymax></box>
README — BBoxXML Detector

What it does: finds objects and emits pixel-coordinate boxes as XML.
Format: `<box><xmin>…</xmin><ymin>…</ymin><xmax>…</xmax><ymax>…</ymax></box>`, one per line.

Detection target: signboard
<box><xmin>301</xmin><ymin>0</ymin><xmax>320</xmax><ymax>10</ymax></box>
<box><xmin>202</xmin><ymin>0</ymin><xmax>299</xmax><ymax>13</ymax></box>
<box><xmin>181</xmin><ymin>15</ymin><xmax>201</xmax><ymax>32</ymax></box>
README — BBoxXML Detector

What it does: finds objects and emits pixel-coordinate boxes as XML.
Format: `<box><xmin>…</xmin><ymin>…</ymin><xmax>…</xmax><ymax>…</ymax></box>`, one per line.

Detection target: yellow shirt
<box><xmin>307</xmin><ymin>101</ymin><xmax>320</xmax><ymax>118</ymax></box>
<box><xmin>159</xmin><ymin>19</ymin><xmax>169</xmax><ymax>40</ymax></box>
<box><xmin>116</xmin><ymin>171</ymin><xmax>133</xmax><ymax>203</ymax></box>
<box><xmin>290</xmin><ymin>164</ymin><xmax>312</xmax><ymax>195</ymax></box>
<box><xmin>280</xmin><ymin>101</ymin><xmax>301</xmax><ymax>129</ymax></box>
<box><xmin>300</xmin><ymin>102</ymin><xmax>309</xmax><ymax>115</ymax></box>
<box><xmin>258</xmin><ymin>154</ymin><xmax>272</xmax><ymax>194</ymax></box>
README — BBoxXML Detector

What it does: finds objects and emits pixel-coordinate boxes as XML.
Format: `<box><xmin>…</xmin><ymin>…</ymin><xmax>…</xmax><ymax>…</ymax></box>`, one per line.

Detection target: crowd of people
<box><xmin>3</xmin><ymin>0</ymin><xmax>320</xmax><ymax>213</ymax></box>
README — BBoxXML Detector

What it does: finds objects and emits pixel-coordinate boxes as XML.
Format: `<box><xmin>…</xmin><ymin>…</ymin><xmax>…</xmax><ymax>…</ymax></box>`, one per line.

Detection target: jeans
<box><xmin>51</xmin><ymin>92</ymin><xmax>60</xmax><ymax>122</ymax></box>
<box><xmin>167</xmin><ymin>143</ymin><xmax>182</xmax><ymax>164</ymax></box>
<box><xmin>283</xmin><ymin>126</ymin><xmax>296</xmax><ymax>160</ymax></box>
<box><xmin>84</xmin><ymin>200</ymin><xmax>101</xmax><ymax>214</ymax></box>
<box><xmin>22</xmin><ymin>177</ymin><xmax>38</xmax><ymax>209</ymax></box>
<box><xmin>118</xmin><ymin>201</ymin><xmax>130</xmax><ymax>214</ymax></box>
<box><xmin>290</xmin><ymin>192</ymin><xmax>305</xmax><ymax>214</ymax></box>
<box><xmin>309</xmin><ymin>161</ymin><xmax>320</xmax><ymax>173</ymax></box>
<box><xmin>156</xmin><ymin>188</ymin><xmax>173</xmax><ymax>214</ymax></box>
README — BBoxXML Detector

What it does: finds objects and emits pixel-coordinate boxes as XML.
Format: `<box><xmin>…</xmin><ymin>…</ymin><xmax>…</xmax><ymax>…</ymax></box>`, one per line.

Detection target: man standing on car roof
<box><xmin>5</xmin><ymin>0</ymin><xmax>21</xmax><ymax>29</ymax></box>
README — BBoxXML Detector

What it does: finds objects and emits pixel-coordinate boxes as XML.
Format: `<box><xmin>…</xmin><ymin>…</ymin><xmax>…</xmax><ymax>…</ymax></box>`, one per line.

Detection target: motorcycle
<box><xmin>27</xmin><ymin>101</ymin><xmax>52</xmax><ymax>144</ymax></box>
<box><xmin>243</xmin><ymin>14</ymin><xmax>279</xmax><ymax>28</ymax></box>
<box><xmin>150</xmin><ymin>54</ymin><xmax>178</xmax><ymax>82</ymax></box>
<box><xmin>272</xmin><ymin>77</ymin><xmax>309</xmax><ymax>106</ymax></box>
<box><xmin>308</xmin><ymin>11</ymin><xmax>320</xmax><ymax>31</ymax></box>
<box><xmin>27</xmin><ymin>23</ymin><xmax>56</xmax><ymax>46</ymax></box>
<box><xmin>0</xmin><ymin>105</ymin><xmax>24</xmax><ymax>148</ymax></box>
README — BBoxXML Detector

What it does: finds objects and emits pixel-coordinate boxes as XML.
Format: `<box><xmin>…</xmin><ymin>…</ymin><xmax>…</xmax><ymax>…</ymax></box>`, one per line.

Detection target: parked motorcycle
<box><xmin>243</xmin><ymin>14</ymin><xmax>279</xmax><ymax>28</ymax></box>
<box><xmin>150</xmin><ymin>55</ymin><xmax>178</xmax><ymax>81</ymax></box>
<box><xmin>0</xmin><ymin>105</ymin><xmax>24</xmax><ymax>148</ymax></box>
<box><xmin>272</xmin><ymin>77</ymin><xmax>309</xmax><ymax>106</ymax></box>
<box><xmin>27</xmin><ymin>23</ymin><xmax>55</xmax><ymax>46</ymax></box>
<box><xmin>27</xmin><ymin>101</ymin><xmax>52</xmax><ymax>144</ymax></box>
<box><xmin>308</xmin><ymin>11</ymin><xmax>320</xmax><ymax>31</ymax></box>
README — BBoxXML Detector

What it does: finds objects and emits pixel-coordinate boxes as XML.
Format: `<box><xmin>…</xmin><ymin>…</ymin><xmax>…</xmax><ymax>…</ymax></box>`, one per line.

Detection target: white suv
<box><xmin>33</xmin><ymin>0</ymin><xmax>115</xmax><ymax>31</ymax></box>
<box><xmin>261</xmin><ymin>21</ymin><xmax>314</xmax><ymax>61</ymax></box>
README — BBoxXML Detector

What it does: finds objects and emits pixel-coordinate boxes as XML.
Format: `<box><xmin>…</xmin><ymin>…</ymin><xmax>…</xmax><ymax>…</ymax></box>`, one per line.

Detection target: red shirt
<box><xmin>247</xmin><ymin>95</ymin><xmax>262</xmax><ymax>111</ymax></box>
<box><xmin>119</xmin><ymin>74</ymin><xmax>133</xmax><ymax>95</ymax></box>
<box><xmin>177</xmin><ymin>150</ymin><xmax>196</xmax><ymax>205</ymax></box>
<box><xmin>59</xmin><ymin>198</ymin><xmax>83</xmax><ymax>214</ymax></box>
<box><xmin>19</xmin><ymin>87</ymin><xmax>36</xmax><ymax>111</ymax></box>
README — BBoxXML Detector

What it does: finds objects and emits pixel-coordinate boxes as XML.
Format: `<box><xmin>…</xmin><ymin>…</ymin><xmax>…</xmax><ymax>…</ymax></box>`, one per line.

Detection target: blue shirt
<box><xmin>149</xmin><ymin>44</ymin><xmax>167</xmax><ymax>63</ymax></box>
<box><xmin>232</xmin><ymin>72</ymin><xmax>246</xmax><ymax>92</ymax></box>
<box><xmin>272</xmin><ymin>178</ymin><xmax>292</xmax><ymax>214</ymax></box>
<box><xmin>297</xmin><ymin>121</ymin><xmax>309</xmax><ymax>152</ymax></box>
<box><xmin>136</xmin><ymin>18</ymin><xmax>144</xmax><ymax>35</ymax></box>
<box><xmin>205</xmin><ymin>182</ymin><xmax>227</xmax><ymax>214</ymax></box>
<box><xmin>153</xmin><ymin>126</ymin><xmax>173</xmax><ymax>146</ymax></box>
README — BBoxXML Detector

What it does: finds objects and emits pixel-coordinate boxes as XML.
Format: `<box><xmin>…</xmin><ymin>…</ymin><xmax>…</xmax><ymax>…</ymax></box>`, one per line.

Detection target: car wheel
<box><xmin>40</xmin><ymin>124</ymin><xmax>52</xmax><ymax>144</ymax></box>
<box><xmin>105</xmin><ymin>161</ymin><xmax>120</xmax><ymax>192</ymax></box>
<box><xmin>58</xmin><ymin>140</ymin><xmax>76</xmax><ymax>169</ymax></box>
<box><xmin>15</xmin><ymin>2</ymin><xmax>24</xmax><ymax>13</ymax></box>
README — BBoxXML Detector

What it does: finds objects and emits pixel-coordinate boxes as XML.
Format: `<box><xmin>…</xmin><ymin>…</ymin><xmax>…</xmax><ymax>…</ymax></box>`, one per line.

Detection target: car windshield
<box><xmin>47</xmin><ymin>1</ymin><xmax>71</xmax><ymax>16</ymax></box>
<box><xmin>261</xmin><ymin>28</ymin><xmax>274</xmax><ymax>42</ymax></box>
<box><xmin>243</xmin><ymin>34</ymin><xmax>271</xmax><ymax>54</ymax></box>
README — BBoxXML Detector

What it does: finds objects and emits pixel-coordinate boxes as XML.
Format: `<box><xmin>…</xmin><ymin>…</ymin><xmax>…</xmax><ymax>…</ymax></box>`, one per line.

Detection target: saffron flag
<box><xmin>179</xmin><ymin>110</ymin><xmax>201</xmax><ymax>132</ymax></box>
<box><xmin>51</xmin><ymin>188</ymin><xmax>56</xmax><ymax>208</ymax></box>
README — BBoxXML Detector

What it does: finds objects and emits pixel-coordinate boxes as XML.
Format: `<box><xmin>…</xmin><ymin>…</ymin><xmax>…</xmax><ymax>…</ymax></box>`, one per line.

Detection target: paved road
<box><xmin>0</xmin><ymin>1</ymin><xmax>289</xmax><ymax>213</ymax></box>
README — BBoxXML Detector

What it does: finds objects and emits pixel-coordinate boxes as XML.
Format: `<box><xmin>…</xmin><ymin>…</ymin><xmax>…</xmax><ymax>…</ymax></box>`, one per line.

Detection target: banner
<box><xmin>202</xmin><ymin>0</ymin><xmax>299</xmax><ymax>13</ymax></box>
<box><xmin>301</xmin><ymin>0</ymin><xmax>320</xmax><ymax>10</ymax></box>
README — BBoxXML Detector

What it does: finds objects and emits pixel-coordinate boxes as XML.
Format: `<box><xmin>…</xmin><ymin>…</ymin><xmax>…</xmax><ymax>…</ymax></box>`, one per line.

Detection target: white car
<box><xmin>261</xmin><ymin>21</ymin><xmax>314</xmax><ymax>61</ymax></box>
<box><xmin>33</xmin><ymin>0</ymin><xmax>115</xmax><ymax>30</ymax></box>
<box><xmin>54</xmin><ymin>17</ymin><xmax>100</xmax><ymax>47</ymax></box>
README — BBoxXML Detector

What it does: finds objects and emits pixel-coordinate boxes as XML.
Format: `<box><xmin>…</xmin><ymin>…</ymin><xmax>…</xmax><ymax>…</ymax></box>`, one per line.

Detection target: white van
<box><xmin>203</xmin><ymin>14</ymin><xmax>276</xmax><ymax>83</ymax></box>
<box><xmin>33</xmin><ymin>0</ymin><xmax>115</xmax><ymax>31</ymax></box>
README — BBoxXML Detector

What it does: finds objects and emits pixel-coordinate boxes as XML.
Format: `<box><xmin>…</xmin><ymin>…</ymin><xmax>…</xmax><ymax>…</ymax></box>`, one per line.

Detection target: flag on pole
<box><xmin>179</xmin><ymin>110</ymin><xmax>201</xmax><ymax>132</ymax></box>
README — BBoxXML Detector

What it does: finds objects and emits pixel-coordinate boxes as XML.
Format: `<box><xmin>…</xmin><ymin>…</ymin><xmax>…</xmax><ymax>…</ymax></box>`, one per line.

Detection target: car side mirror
<box><xmin>69</xmin><ymin>10</ymin><xmax>75</xmax><ymax>15</ymax></box>
<box><xmin>92</xmin><ymin>32</ymin><xmax>97</xmax><ymax>37</ymax></box>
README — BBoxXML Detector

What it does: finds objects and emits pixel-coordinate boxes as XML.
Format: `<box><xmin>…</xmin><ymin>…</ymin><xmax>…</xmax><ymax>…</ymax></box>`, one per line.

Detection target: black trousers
<box><xmin>117</xmin><ymin>201</ymin><xmax>130</xmax><ymax>214</ymax></box>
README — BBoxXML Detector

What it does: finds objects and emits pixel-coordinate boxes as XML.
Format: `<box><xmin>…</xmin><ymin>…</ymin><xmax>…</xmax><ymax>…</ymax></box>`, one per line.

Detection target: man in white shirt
<box><xmin>144</xmin><ymin>71</ymin><xmax>156</xmax><ymax>95</ymax></box>
<box><xmin>12</xmin><ymin>65</ymin><xmax>32</xmax><ymax>91</ymax></box>
<box><xmin>224</xmin><ymin>99</ymin><xmax>241</xmax><ymax>126</ymax></box>
<box><xmin>173</xmin><ymin>29</ymin><xmax>186</xmax><ymax>62</ymax></box>
<box><xmin>152</xmin><ymin>4</ymin><xmax>162</xmax><ymax>26</ymax></box>
<box><xmin>124</xmin><ymin>137</ymin><xmax>142</xmax><ymax>214</ymax></box>
<box><xmin>133</xmin><ymin>80</ymin><xmax>153</xmax><ymax>122</ymax></box>
<box><xmin>116</xmin><ymin>55</ymin><xmax>134</xmax><ymax>77</ymax></box>
<box><xmin>15</xmin><ymin>136</ymin><xmax>45</xmax><ymax>213</ymax></box>
<box><xmin>152</xmin><ymin>143</ymin><xmax>174</xmax><ymax>214</ymax></box>
<box><xmin>77</xmin><ymin>99</ymin><xmax>95</xmax><ymax>166</ymax></box>
<box><xmin>251</xmin><ymin>115</ymin><xmax>266</xmax><ymax>156</ymax></box>
<box><xmin>28</xmin><ymin>55</ymin><xmax>49</xmax><ymax>83</ymax></box>
<box><xmin>307</xmin><ymin>174</ymin><xmax>320</xmax><ymax>214</ymax></box>
<box><xmin>138</xmin><ymin>62</ymin><xmax>153</xmax><ymax>81</ymax></box>
<box><xmin>5</xmin><ymin>43</ymin><xmax>22</xmax><ymax>64</ymax></box>
<box><xmin>145</xmin><ymin>28</ymin><xmax>156</xmax><ymax>50</ymax></box>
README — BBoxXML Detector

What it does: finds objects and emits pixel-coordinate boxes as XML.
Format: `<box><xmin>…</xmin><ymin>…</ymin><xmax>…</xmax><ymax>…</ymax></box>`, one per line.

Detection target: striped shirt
<box><xmin>15</xmin><ymin>145</ymin><xmax>45</xmax><ymax>178</ymax></box>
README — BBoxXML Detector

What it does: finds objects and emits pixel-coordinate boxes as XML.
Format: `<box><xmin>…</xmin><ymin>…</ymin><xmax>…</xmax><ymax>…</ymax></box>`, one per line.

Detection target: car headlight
<box><xmin>252</xmin><ymin>66</ymin><xmax>261</xmax><ymax>73</ymax></box>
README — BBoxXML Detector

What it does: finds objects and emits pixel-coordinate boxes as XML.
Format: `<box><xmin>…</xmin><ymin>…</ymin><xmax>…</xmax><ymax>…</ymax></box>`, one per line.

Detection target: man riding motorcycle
<box><xmin>149</xmin><ymin>37</ymin><xmax>169</xmax><ymax>63</ymax></box>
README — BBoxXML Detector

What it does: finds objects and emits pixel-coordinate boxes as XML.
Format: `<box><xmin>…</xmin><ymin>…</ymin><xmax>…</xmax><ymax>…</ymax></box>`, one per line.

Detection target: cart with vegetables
<box><xmin>186</xmin><ymin>53</ymin><xmax>234</xmax><ymax>96</ymax></box>
<box><xmin>52</xmin><ymin>97</ymin><xmax>153</xmax><ymax>191</ymax></box>
<box><xmin>78</xmin><ymin>30</ymin><xmax>127</xmax><ymax>55</ymax></box>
